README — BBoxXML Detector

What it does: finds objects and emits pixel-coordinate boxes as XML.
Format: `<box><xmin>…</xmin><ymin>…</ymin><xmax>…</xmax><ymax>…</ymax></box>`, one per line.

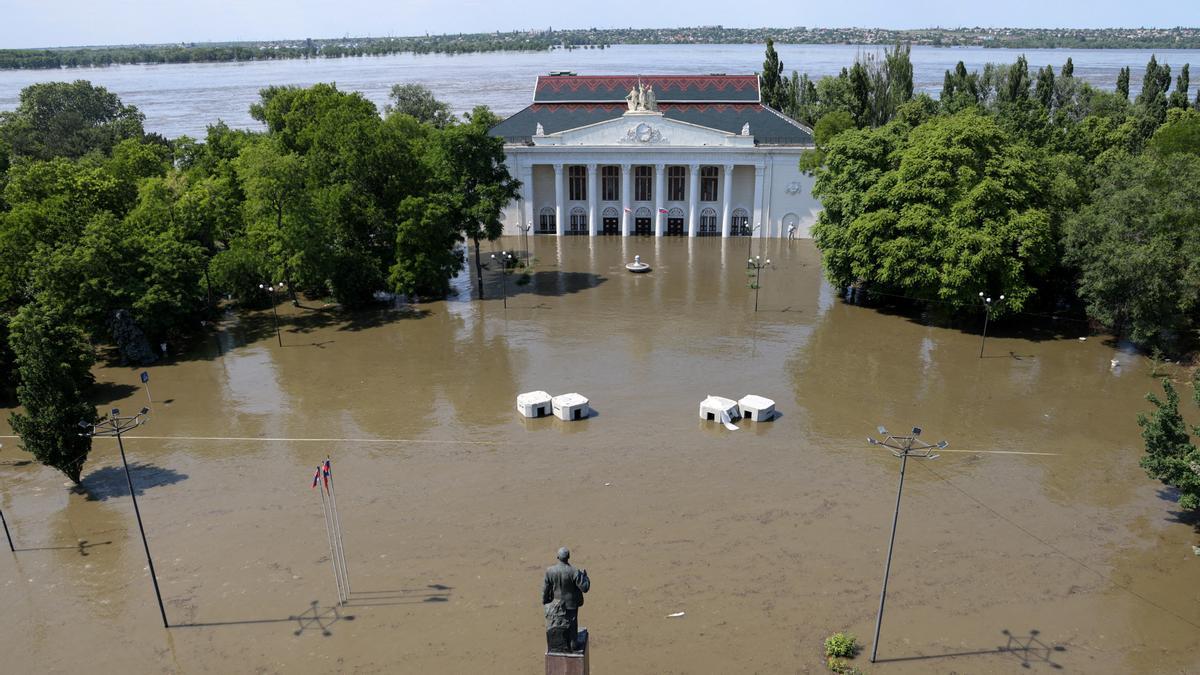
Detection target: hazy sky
<box><xmin>2</xmin><ymin>0</ymin><xmax>1197</xmax><ymax>49</ymax></box>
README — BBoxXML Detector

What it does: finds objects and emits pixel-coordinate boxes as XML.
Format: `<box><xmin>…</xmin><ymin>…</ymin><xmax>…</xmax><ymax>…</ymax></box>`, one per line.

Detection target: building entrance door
<box><xmin>601</xmin><ymin>217</ymin><xmax>620</xmax><ymax>235</ymax></box>
<box><xmin>634</xmin><ymin>217</ymin><xmax>653</xmax><ymax>235</ymax></box>
<box><xmin>666</xmin><ymin>218</ymin><xmax>685</xmax><ymax>236</ymax></box>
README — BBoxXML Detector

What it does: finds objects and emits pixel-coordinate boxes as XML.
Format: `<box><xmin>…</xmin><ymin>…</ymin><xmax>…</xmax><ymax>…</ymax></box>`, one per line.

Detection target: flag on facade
<box><xmin>658</xmin><ymin>208</ymin><xmax>668</xmax><ymax>214</ymax></box>
<box><xmin>623</xmin><ymin>207</ymin><xmax>631</xmax><ymax>213</ymax></box>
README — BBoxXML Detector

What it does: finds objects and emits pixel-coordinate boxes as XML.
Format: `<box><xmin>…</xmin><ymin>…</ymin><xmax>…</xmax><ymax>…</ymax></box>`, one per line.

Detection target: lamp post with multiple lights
<box><xmin>866</xmin><ymin>425</ymin><xmax>948</xmax><ymax>663</ymax></box>
<box><xmin>978</xmin><ymin>292</ymin><xmax>1005</xmax><ymax>358</ymax></box>
<box><xmin>491</xmin><ymin>251</ymin><xmax>514</xmax><ymax>309</ymax></box>
<box><xmin>259</xmin><ymin>282</ymin><xmax>285</xmax><ymax>347</ymax></box>
<box><xmin>80</xmin><ymin>407</ymin><xmax>168</xmax><ymax>628</ymax></box>
<box><xmin>748</xmin><ymin>256</ymin><xmax>771</xmax><ymax>312</ymax></box>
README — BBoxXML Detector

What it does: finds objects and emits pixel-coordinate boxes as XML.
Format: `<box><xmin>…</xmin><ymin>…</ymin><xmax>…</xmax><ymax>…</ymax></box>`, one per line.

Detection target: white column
<box><xmin>621</xmin><ymin>163</ymin><xmax>632</xmax><ymax>236</ymax></box>
<box><xmin>654</xmin><ymin>163</ymin><xmax>665</xmax><ymax>237</ymax></box>
<box><xmin>752</xmin><ymin>163</ymin><xmax>766</xmax><ymax>240</ymax></box>
<box><xmin>553</xmin><ymin>163</ymin><xmax>565</xmax><ymax>237</ymax></box>
<box><xmin>721</xmin><ymin>163</ymin><xmax>734</xmax><ymax>238</ymax></box>
<box><xmin>587</xmin><ymin>162</ymin><xmax>598</xmax><ymax>237</ymax></box>
<box><xmin>687</xmin><ymin>163</ymin><xmax>701</xmax><ymax>237</ymax></box>
<box><xmin>521</xmin><ymin>163</ymin><xmax>534</xmax><ymax>236</ymax></box>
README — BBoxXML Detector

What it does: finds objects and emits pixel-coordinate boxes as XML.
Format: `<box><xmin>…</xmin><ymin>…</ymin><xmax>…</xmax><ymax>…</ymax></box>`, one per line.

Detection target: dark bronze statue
<box><xmin>542</xmin><ymin>546</ymin><xmax>590</xmax><ymax>653</ymax></box>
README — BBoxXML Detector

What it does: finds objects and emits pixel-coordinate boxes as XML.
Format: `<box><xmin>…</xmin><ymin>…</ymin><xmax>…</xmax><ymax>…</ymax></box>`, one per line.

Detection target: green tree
<box><xmin>7</xmin><ymin>300</ymin><xmax>96</xmax><ymax>484</ymax></box>
<box><xmin>798</xmin><ymin>111</ymin><xmax>854</xmax><ymax>173</ymax></box>
<box><xmin>1137</xmin><ymin>55</ymin><xmax>1172</xmax><ymax>125</ymax></box>
<box><xmin>389</xmin><ymin>195</ymin><xmax>464</xmax><ymax>298</ymax></box>
<box><xmin>1117</xmin><ymin>66</ymin><xmax>1131</xmax><ymax>100</ymax></box>
<box><xmin>0</xmin><ymin>80</ymin><xmax>144</xmax><ymax>160</ymax></box>
<box><xmin>385</xmin><ymin>83</ymin><xmax>455</xmax><ymax>127</ymax></box>
<box><xmin>1168</xmin><ymin>63</ymin><xmax>1191</xmax><ymax>110</ymax></box>
<box><xmin>1063</xmin><ymin>153</ymin><xmax>1200</xmax><ymax>349</ymax></box>
<box><xmin>1035</xmin><ymin>65</ymin><xmax>1056</xmax><ymax>108</ymax></box>
<box><xmin>810</xmin><ymin>109</ymin><xmax>1056</xmax><ymax>313</ymax></box>
<box><xmin>1148</xmin><ymin>109</ymin><xmax>1200</xmax><ymax>156</ymax></box>
<box><xmin>1137</xmin><ymin>379</ymin><xmax>1200</xmax><ymax>511</ymax></box>
<box><xmin>760</xmin><ymin>39</ymin><xmax>786</xmax><ymax>111</ymax></box>
<box><xmin>1060</xmin><ymin>57</ymin><xmax>1074</xmax><ymax>79</ymax></box>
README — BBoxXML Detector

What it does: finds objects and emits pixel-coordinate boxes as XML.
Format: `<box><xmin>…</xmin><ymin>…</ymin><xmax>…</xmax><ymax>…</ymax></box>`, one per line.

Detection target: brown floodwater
<box><xmin>2</xmin><ymin>236</ymin><xmax>1198</xmax><ymax>674</ymax></box>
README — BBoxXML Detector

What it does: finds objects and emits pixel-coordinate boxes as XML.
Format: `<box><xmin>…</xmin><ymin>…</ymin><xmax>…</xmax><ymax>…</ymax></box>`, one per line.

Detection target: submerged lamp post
<box><xmin>491</xmin><ymin>251</ymin><xmax>514</xmax><ymax>309</ymax></box>
<box><xmin>866</xmin><ymin>426</ymin><xmax>947</xmax><ymax>663</ymax></box>
<box><xmin>259</xmin><ymin>282</ymin><xmax>285</xmax><ymax>347</ymax></box>
<box><xmin>0</xmin><ymin>443</ymin><xmax>12</xmax><ymax>551</ymax></box>
<box><xmin>519</xmin><ymin>221</ymin><xmax>532</xmax><ymax>265</ymax></box>
<box><xmin>745</xmin><ymin>221</ymin><xmax>761</xmax><ymax>261</ymax></box>
<box><xmin>748</xmin><ymin>256</ymin><xmax>771</xmax><ymax>312</ymax></box>
<box><xmin>80</xmin><ymin>407</ymin><xmax>169</xmax><ymax>628</ymax></box>
<box><xmin>978</xmin><ymin>292</ymin><xmax>1005</xmax><ymax>358</ymax></box>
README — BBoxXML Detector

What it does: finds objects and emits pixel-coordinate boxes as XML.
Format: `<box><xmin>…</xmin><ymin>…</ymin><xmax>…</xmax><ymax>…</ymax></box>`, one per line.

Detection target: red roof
<box><xmin>533</xmin><ymin>74</ymin><xmax>760</xmax><ymax>103</ymax></box>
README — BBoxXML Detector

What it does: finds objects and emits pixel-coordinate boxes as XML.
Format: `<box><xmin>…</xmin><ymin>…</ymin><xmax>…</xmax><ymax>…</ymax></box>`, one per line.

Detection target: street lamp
<box><xmin>0</xmin><ymin>443</ymin><xmax>12</xmax><ymax>551</ymax></box>
<box><xmin>259</xmin><ymin>282</ymin><xmax>285</xmax><ymax>347</ymax></box>
<box><xmin>490</xmin><ymin>251</ymin><xmax>514</xmax><ymax>309</ymax></box>
<box><xmin>978</xmin><ymin>292</ymin><xmax>1005</xmax><ymax>358</ymax></box>
<box><xmin>745</xmin><ymin>221</ymin><xmax>761</xmax><ymax>261</ymax></box>
<box><xmin>518</xmin><ymin>221</ymin><xmax>532</xmax><ymax>267</ymax></box>
<box><xmin>80</xmin><ymin>407</ymin><xmax>169</xmax><ymax>628</ymax></box>
<box><xmin>748</xmin><ymin>256</ymin><xmax>771</xmax><ymax>312</ymax></box>
<box><xmin>866</xmin><ymin>426</ymin><xmax>948</xmax><ymax>663</ymax></box>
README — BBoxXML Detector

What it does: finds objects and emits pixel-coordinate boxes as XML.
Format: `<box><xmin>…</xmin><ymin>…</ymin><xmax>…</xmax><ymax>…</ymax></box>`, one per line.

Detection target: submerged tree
<box><xmin>7</xmin><ymin>301</ymin><xmax>96</xmax><ymax>484</ymax></box>
<box><xmin>1137</xmin><ymin>379</ymin><xmax>1200</xmax><ymax>511</ymax></box>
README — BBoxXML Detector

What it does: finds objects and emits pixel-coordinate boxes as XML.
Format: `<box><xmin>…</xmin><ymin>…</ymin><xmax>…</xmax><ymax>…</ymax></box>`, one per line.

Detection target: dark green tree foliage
<box><xmin>1117</xmin><ymin>66</ymin><xmax>1131</xmax><ymax>100</ymax></box>
<box><xmin>389</xmin><ymin>196</ymin><xmax>463</xmax><ymax>297</ymax></box>
<box><xmin>1168</xmin><ymin>63</ymin><xmax>1191</xmax><ymax>110</ymax></box>
<box><xmin>760</xmin><ymin>39</ymin><xmax>786</xmax><ymax>111</ymax></box>
<box><xmin>810</xmin><ymin>109</ymin><xmax>1055</xmax><ymax>313</ymax></box>
<box><xmin>798</xmin><ymin>111</ymin><xmax>854</xmax><ymax>173</ymax></box>
<box><xmin>7</xmin><ymin>300</ymin><xmax>96</xmax><ymax>484</ymax></box>
<box><xmin>1064</xmin><ymin>153</ymin><xmax>1200</xmax><ymax>349</ymax></box>
<box><xmin>1035</xmin><ymin>65</ymin><xmax>1056</xmax><ymax>108</ymax></box>
<box><xmin>1004</xmin><ymin>55</ymin><xmax>1032</xmax><ymax>103</ymax></box>
<box><xmin>941</xmin><ymin>61</ymin><xmax>982</xmax><ymax>112</ymax></box>
<box><xmin>0</xmin><ymin>81</ymin><xmax>144</xmax><ymax>160</ymax></box>
<box><xmin>1060</xmin><ymin>57</ymin><xmax>1074</xmax><ymax>79</ymax></box>
<box><xmin>1137</xmin><ymin>379</ymin><xmax>1200</xmax><ymax>511</ymax></box>
<box><xmin>1137</xmin><ymin>55</ymin><xmax>1172</xmax><ymax>124</ymax></box>
<box><xmin>847</xmin><ymin>61</ymin><xmax>871</xmax><ymax>126</ymax></box>
<box><xmin>385</xmin><ymin>83</ymin><xmax>455</xmax><ymax>128</ymax></box>
<box><xmin>1148</xmin><ymin>109</ymin><xmax>1200</xmax><ymax>156</ymax></box>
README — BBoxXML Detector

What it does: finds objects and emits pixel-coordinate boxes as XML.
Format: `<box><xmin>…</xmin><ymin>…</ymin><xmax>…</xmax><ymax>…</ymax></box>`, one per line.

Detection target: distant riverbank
<box><xmin>4</xmin><ymin>26</ymin><xmax>1200</xmax><ymax>71</ymax></box>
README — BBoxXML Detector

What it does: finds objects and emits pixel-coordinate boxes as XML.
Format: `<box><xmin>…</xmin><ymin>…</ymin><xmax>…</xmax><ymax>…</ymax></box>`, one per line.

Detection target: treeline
<box><xmin>0</xmin><ymin>80</ymin><xmax>516</xmax><ymax>482</ymax></box>
<box><xmin>7</xmin><ymin>26</ymin><xmax>1200</xmax><ymax>70</ymax></box>
<box><xmin>765</xmin><ymin>40</ymin><xmax>1200</xmax><ymax>355</ymax></box>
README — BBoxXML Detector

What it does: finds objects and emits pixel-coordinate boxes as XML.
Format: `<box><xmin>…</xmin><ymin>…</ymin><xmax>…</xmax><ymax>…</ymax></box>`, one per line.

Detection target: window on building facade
<box><xmin>601</xmin><ymin>166</ymin><xmax>620</xmax><ymax>201</ymax></box>
<box><xmin>700</xmin><ymin>166</ymin><xmax>719</xmax><ymax>202</ymax></box>
<box><xmin>634</xmin><ymin>166</ymin><xmax>652</xmax><ymax>201</ymax></box>
<box><xmin>569</xmin><ymin>206</ymin><xmax>587</xmax><ymax>233</ymax></box>
<box><xmin>667</xmin><ymin>166</ymin><xmax>685</xmax><ymax>201</ymax></box>
<box><xmin>538</xmin><ymin>206</ymin><xmax>556</xmax><ymax>233</ymax></box>
<box><xmin>568</xmin><ymin>165</ymin><xmax>587</xmax><ymax>201</ymax></box>
<box><xmin>700</xmin><ymin>207</ymin><xmax>718</xmax><ymax>235</ymax></box>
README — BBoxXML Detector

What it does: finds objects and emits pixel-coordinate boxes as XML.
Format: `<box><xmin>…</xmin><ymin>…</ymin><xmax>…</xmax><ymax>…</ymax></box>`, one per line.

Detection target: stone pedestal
<box><xmin>545</xmin><ymin>629</ymin><xmax>589</xmax><ymax>675</ymax></box>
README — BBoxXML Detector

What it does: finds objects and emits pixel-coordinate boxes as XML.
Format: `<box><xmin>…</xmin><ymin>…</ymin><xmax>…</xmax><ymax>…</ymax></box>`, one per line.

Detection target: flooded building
<box><xmin>490</xmin><ymin>74</ymin><xmax>820</xmax><ymax>239</ymax></box>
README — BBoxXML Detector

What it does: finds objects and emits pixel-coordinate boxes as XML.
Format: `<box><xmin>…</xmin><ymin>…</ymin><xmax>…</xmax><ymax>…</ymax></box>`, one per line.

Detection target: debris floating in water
<box><xmin>666</xmin><ymin>611</ymin><xmax>685</xmax><ymax>618</ymax></box>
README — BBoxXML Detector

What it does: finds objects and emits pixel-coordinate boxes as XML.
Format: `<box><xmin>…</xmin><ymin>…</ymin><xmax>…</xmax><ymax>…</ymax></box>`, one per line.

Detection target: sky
<box><xmin>1</xmin><ymin>0</ymin><xmax>1197</xmax><ymax>49</ymax></box>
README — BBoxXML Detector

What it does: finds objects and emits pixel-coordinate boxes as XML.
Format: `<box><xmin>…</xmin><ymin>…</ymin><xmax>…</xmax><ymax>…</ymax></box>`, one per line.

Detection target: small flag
<box><xmin>322</xmin><ymin>460</ymin><xmax>331</xmax><ymax>490</ymax></box>
<box><xmin>311</xmin><ymin>466</ymin><xmax>321</xmax><ymax>489</ymax></box>
<box><xmin>658</xmin><ymin>208</ymin><xmax>668</xmax><ymax>214</ymax></box>
<box><xmin>623</xmin><ymin>207</ymin><xmax>631</xmax><ymax>213</ymax></box>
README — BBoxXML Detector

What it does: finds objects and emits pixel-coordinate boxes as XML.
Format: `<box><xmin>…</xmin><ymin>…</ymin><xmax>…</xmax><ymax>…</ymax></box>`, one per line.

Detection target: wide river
<box><xmin>2</xmin><ymin>44</ymin><xmax>1199</xmax><ymax>138</ymax></box>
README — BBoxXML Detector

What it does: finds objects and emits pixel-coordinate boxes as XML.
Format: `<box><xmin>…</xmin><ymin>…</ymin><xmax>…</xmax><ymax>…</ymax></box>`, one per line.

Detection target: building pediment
<box><xmin>532</xmin><ymin>112</ymin><xmax>755</xmax><ymax>148</ymax></box>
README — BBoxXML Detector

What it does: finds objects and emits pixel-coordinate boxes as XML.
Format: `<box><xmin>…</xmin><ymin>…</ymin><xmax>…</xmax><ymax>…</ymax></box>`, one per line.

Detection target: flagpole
<box><xmin>317</xmin><ymin>472</ymin><xmax>345</xmax><ymax>604</ymax></box>
<box><xmin>325</xmin><ymin>458</ymin><xmax>351</xmax><ymax>597</ymax></box>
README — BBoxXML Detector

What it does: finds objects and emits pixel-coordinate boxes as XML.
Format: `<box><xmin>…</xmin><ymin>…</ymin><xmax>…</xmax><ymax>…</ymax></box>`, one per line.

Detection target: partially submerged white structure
<box><xmin>738</xmin><ymin>395</ymin><xmax>776</xmax><ymax>422</ymax></box>
<box><xmin>552</xmin><ymin>393</ymin><xmax>591</xmax><ymax>421</ymax></box>
<box><xmin>699</xmin><ymin>395</ymin><xmax>741</xmax><ymax>425</ymax></box>
<box><xmin>516</xmin><ymin>390</ymin><xmax>553</xmax><ymax>418</ymax></box>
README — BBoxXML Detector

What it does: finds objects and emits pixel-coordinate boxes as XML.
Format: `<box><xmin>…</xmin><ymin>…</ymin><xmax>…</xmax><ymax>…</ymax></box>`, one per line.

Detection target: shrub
<box><xmin>827</xmin><ymin>657</ymin><xmax>863</xmax><ymax>674</ymax></box>
<box><xmin>824</xmin><ymin>632</ymin><xmax>859</xmax><ymax>659</ymax></box>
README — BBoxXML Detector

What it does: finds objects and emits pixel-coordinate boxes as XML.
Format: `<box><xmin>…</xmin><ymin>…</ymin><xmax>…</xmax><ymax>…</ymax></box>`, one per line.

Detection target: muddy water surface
<box><xmin>2</xmin><ymin>237</ymin><xmax>1198</xmax><ymax>674</ymax></box>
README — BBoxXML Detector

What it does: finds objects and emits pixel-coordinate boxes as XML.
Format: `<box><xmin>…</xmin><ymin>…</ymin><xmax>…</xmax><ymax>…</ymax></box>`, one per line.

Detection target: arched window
<box><xmin>668</xmin><ymin>207</ymin><xmax>685</xmax><ymax>218</ymax></box>
<box><xmin>569</xmin><ymin>206</ymin><xmax>587</xmax><ymax>234</ymax></box>
<box><xmin>602</xmin><ymin>206</ymin><xmax>619</xmax><ymax>218</ymax></box>
<box><xmin>538</xmin><ymin>206</ymin><xmax>556</xmax><ymax>234</ymax></box>
<box><xmin>700</xmin><ymin>207</ymin><xmax>718</xmax><ymax>235</ymax></box>
<box><xmin>731</xmin><ymin>208</ymin><xmax>750</xmax><ymax>236</ymax></box>
<box><xmin>634</xmin><ymin>206</ymin><xmax>652</xmax><ymax>218</ymax></box>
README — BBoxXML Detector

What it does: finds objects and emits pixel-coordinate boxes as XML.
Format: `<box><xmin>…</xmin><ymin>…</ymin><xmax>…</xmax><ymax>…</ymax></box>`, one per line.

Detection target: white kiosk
<box><xmin>738</xmin><ymin>395</ymin><xmax>776</xmax><ymax>422</ymax></box>
<box><xmin>552</xmin><ymin>393</ymin><xmax>591</xmax><ymax>421</ymax></box>
<box><xmin>516</xmin><ymin>391</ymin><xmax>553</xmax><ymax>418</ymax></box>
<box><xmin>699</xmin><ymin>396</ymin><xmax>741</xmax><ymax>424</ymax></box>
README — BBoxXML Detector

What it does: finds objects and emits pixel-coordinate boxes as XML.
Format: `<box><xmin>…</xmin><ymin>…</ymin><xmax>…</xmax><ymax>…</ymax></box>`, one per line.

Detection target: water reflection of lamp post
<box><xmin>490</xmin><ymin>251</ymin><xmax>513</xmax><ymax>309</ymax></box>
<box><xmin>259</xmin><ymin>282</ymin><xmax>285</xmax><ymax>347</ymax></box>
<box><xmin>866</xmin><ymin>426</ymin><xmax>947</xmax><ymax>663</ymax></box>
<box><xmin>80</xmin><ymin>408</ymin><xmax>169</xmax><ymax>628</ymax></box>
<box><xmin>748</xmin><ymin>255</ymin><xmax>771</xmax><ymax>312</ymax></box>
<box><xmin>978</xmin><ymin>292</ymin><xmax>1005</xmax><ymax>358</ymax></box>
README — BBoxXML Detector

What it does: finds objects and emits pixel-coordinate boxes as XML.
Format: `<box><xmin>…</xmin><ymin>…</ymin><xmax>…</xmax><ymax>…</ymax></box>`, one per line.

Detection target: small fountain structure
<box><xmin>625</xmin><ymin>255</ymin><xmax>651</xmax><ymax>273</ymax></box>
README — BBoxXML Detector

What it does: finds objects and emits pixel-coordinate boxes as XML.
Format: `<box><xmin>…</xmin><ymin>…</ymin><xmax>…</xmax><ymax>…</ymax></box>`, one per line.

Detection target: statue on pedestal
<box><xmin>625</xmin><ymin>81</ymin><xmax>658</xmax><ymax>113</ymax></box>
<box><xmin>542</xmin><ymin>547</ymin><xmax>590</xmax><ymax>653</ymax></box>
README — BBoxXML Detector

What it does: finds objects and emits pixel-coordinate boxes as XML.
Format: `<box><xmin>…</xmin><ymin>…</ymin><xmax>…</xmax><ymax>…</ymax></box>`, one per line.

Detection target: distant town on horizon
<box><xmin>5</xmin><ymin>25</ymin><xmax>1200</xmax><ymax>70</ymax></box>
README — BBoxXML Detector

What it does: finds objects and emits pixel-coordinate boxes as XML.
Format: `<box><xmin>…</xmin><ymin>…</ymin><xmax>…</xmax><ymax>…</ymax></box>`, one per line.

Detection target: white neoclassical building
<box><xmin>490</xmin><ymin>73</ymin><xmax>820</xmax><ymax>239</ymax></box>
